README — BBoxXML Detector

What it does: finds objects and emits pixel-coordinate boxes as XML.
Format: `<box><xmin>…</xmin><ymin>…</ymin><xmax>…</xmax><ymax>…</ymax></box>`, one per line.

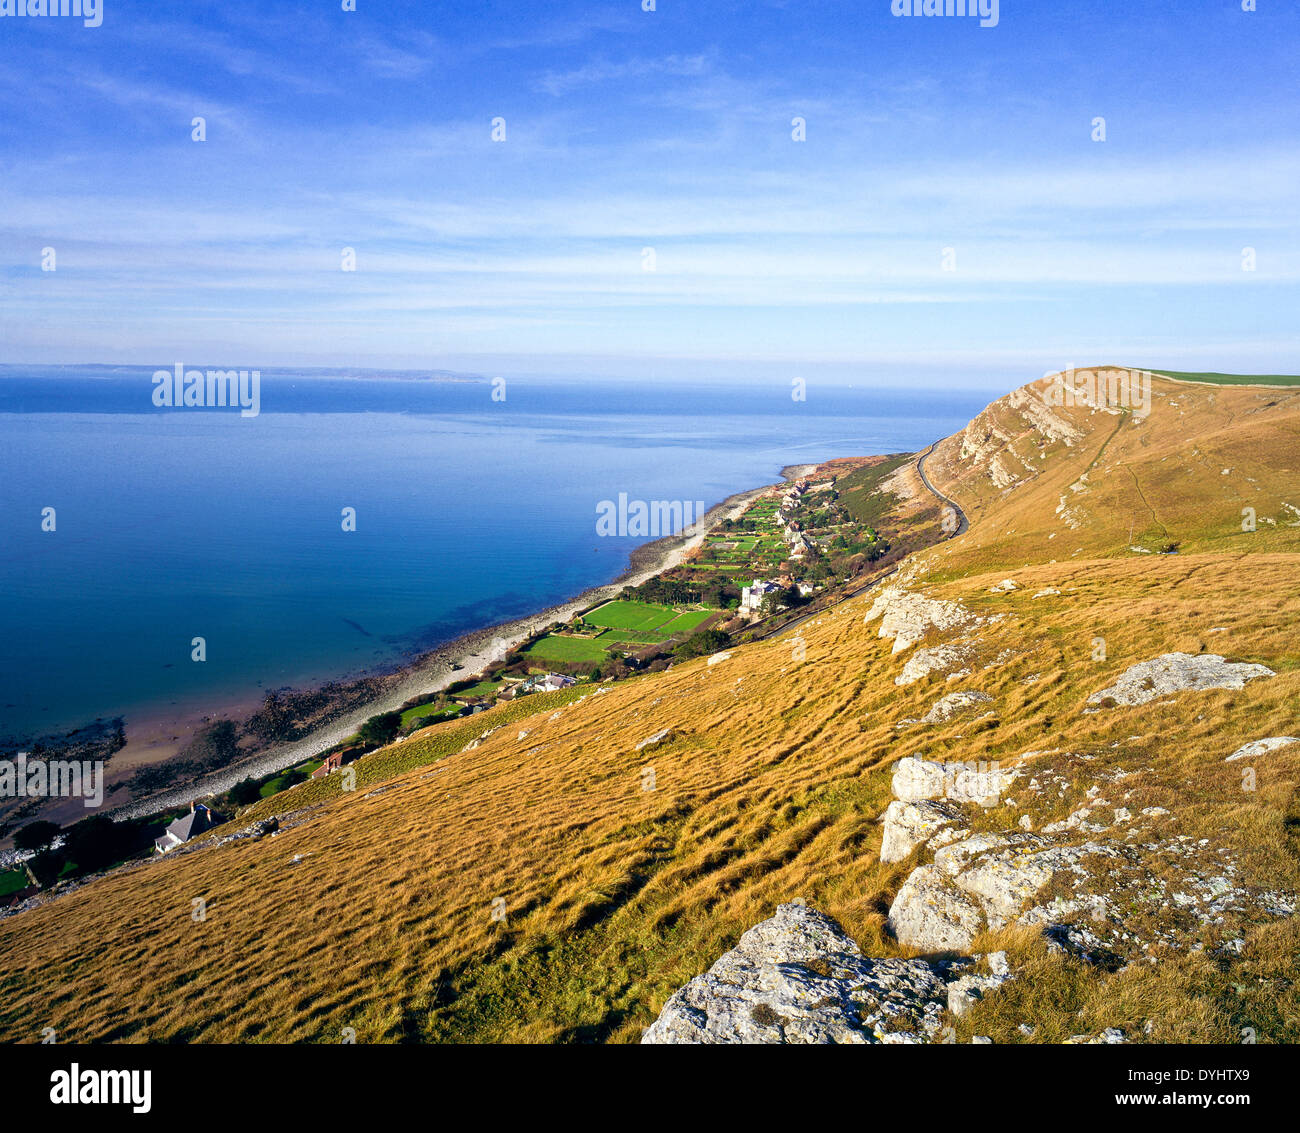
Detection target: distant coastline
<box><xmin>108</xmin><ymin>465</ymin><xmax>815</xmax><ymax>821</ymax></box>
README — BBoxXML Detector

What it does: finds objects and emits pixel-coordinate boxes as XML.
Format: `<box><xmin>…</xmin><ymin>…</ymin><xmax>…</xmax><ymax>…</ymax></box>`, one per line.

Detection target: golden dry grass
<box><xmin>2</xmin><ymin>369</ymin><xmax>1298</xmax><ymax>1044</ymax></box>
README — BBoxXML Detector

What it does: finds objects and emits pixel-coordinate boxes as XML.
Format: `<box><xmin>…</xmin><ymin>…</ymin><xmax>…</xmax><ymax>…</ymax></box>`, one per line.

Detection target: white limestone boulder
<box><xmin>1225</xmin><ymin>737</ymin><xmax>1298</xmax><ymax>762</ymax></box>
<box><xmin>641</xmin><ymin>902</ymin><xmax>952</xmax><ymax>1044</ymax></box>
<box><xmin>880</xmin><ymin>799</ymin><xmax>966</xmax><ymax>863</ymax></box>
<box><xmin>890</xmin><ymin>756</ymin><xmax>1017</xmax><ymax>808</ymax></box>
<box><xmin>864</xmin><ymin>587</ymin><xmax>978</xmax><ymax>654</ymax></box>
<box><xmin>895</xmin><ymin>641</ymin><xmax>975</xmax><ymax>687</ymax></box>
<box><xmin>887</xmin><ymin>865</ymin><xmax>985</xmax><ymax>953</ymax></box>
<box><xmin>1088</xmin><ymin>653</ymin><xmax>1274</xmax><ymax>709</ymax></box>
<box><xmin>920</xmin><ymin>690</ymin><xmax>993</xmax><ymax>725</ymax></box>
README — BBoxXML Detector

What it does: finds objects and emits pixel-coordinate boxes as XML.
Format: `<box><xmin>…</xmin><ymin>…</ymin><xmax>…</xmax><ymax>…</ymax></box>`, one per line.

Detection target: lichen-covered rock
<box><xmin>891</xmin><ymin>810</ymin><xmax>1297</xmax><ymax>963</ymax></box>
<box><xmin>895</xmin><ymin>641</ymin><xmax>976</xmax><ymax>686</ymax></box>
<box><xmin>947</xmin><ymin>763</ymin><xmax>1018</xmax><ymax>807</ymax></box>
<box><xmin>880</xmin><ymin>799</ymin><xmax>966</xmax><ymax>863</ymax></box>
<box><xmin>888</xmin><ymin>834</ymin><xmax>1112</xmax><ymax>952</ymax></box>
<box><xmin>892</xmin><ymin>756</ymin><xmax>948</xmax><ymax>802</ymax></box>
<box><xmin>890</xmin><ymin>756</ymin><xmax>1016</xmax><ymax>808</ymax></box>
<box><xmin>460</xmin><ymin>726</ymin><xmax>500</xmax><ymax>753</ymax></box>
<box><xmin>1225</xmin><ymin>737</ymin><xmax>1298</xmax><ymax>762</ymax></box>
<box><xmin>1066</xmin><ymin>1028</ymin><xmax>1126</xmax><ymax>1045</ymax></box>
<box><xmin>947</xmin><ymin>952</ymin><xmax>1012</xmax><ymax>1017</ymax></box>
<box><xmin>939</xmin><ymin>835</ymin><xmax>1097</xmax><ymax>930</ymax></box>
<box><xmin>635</xmin><ymin>728</ymin><xmax>674</xmax><ymax>752</ymax></box>
<box><xmin>920</xmin><ymin>690</ymin><xmax>993</xmax><ymax>725</ymax></box>
<box><xmin>887</xmin><ymin>865</ymin><xmax>986</xmax><ymax>953</ymax></box>
<box><xmin>1088</xmin><ymin>653</ymin><xmax>1274</xmax><ymax>708</ymax></box>
<box><xmin>640</xmin><ymin>903</ymin><xmax>952</xmax><ymax>1044</ymax></box>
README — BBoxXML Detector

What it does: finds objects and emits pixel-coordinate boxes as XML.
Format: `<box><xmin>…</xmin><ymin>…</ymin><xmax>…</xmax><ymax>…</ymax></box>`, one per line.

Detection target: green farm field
<box><xmin>584</xmin><ymin>600</ymin><xmax>678</xmax><ymax>631</ymax></box>
<box><xmin>587</xmin><ymin>602</ymin><xmax>714</xmax><ymax>638</ymax></box>
<box><xmin>525</xmin><ymin>601</ymin><xmax>717</xmax><ymax>662</ymax></box>
<box><xmin>0</xmin><ymin>868</ymin><xmax>29</xmax><ymax>898</ymax></box>
<box><xmin>400</xmin><ymin>703</ymin><xmax>463</xmax><ymax>727</ymax></box>
<box><xmin>658</xmin><ymin>610</ymin><xmax>713</xmax><ymax>635</ymax></box>
<box><xmin>521</xmin><ymin>635</ymin><xmax>610</xmax><ymax>663</ymax></box>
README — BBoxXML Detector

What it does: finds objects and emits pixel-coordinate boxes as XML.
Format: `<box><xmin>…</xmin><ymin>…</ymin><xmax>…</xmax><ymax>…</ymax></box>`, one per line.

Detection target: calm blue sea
<box><xmin>0</xmin><ymin>366</ymin><xmax>997</xmax><ymax>740</ymax></box>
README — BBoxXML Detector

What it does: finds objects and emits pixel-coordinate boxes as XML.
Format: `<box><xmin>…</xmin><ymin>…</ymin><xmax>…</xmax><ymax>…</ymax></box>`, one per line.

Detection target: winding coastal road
<box><xmin>757</xmin><ymin>565</ymin><xmax>898</xmax><ymax>642</ymax></box>
<box><xmin>916</xmin><ymin>440</ymin><xmax>969</xmax><ymax>538</ymax></box>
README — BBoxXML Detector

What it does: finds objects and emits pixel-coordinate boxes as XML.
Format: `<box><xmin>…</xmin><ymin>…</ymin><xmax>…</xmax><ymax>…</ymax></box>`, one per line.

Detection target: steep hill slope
<box><xmin>924</xmin><ymin>366</ymin><xmax>1300</xmax><ymax>570</ymax></box>
<box><xmin>3</xmin><ymin>368</ymin><xmax>1298</xmax><ymax>1044</ymax></box>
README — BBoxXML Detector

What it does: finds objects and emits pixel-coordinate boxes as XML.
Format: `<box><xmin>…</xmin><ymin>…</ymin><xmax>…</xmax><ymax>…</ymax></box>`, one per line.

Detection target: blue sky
<box><xmin>0</xmin><ymin>0</ymin><xmax>1297</xmax><ymax>386</ymax></box>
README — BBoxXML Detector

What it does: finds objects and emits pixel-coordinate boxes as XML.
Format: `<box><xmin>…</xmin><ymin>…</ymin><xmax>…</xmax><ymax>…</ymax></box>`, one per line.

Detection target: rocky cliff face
<box><xmin>953</xmin><ymin>378</ymin><xmax>1086</xmax><ymax>493</ymax></box>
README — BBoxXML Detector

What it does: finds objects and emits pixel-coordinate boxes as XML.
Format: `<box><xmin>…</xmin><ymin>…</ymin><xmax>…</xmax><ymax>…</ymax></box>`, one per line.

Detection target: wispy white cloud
<box><xmin>351</xmin><ymin>29</ymin><xmax>447</xmax><ymax>80</ymax></box>
<box><xmin>537</xmin><ymin>53</ymin><xmax>712</xmax><ymax>96</ymax></box>
<box><xmin>0</xmin><ymin>1</ymin><xmax>1296</xmax><ymax>372</ymax></box>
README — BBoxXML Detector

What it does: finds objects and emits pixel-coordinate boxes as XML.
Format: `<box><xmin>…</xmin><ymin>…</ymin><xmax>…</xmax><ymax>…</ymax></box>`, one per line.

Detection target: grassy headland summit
<box><xmin>2</xmin><ymin>365</ymin><xmax>1299</xmax><ymax>1044</ymax></box>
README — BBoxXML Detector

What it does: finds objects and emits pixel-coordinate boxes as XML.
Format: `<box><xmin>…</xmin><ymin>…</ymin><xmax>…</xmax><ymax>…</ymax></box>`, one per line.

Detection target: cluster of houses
<box><xmin>786</xmin><ymin>528</ymin><xmax>815</xmax><ymax>559</ymax></box>
<box><xmin>774</xmin><ymin>479</ymin><xmax>817</xmax><ymax>560</ymax></box>
<box><xmin>774</xmin><ymin>478</ymin><xmax>808</xmax><ymax>526</ymax></box>
<box><xmin>733</xmin><ymin>482</ymin><xmax>834</xmax><ymax>616</ymax></box>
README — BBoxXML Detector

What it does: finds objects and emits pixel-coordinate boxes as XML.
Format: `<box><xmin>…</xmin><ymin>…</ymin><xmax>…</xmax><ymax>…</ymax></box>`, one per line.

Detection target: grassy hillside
<box><xmin>3</xmin><ymin>366</ymin><xmax>1298</xmax><ymax>1044</ymax></box>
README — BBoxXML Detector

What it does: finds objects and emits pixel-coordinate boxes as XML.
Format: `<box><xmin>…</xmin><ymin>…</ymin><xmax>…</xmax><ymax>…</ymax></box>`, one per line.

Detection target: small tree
<box><xmin>28</xmin><ymin>849</ymin><xmax>66</xmax><ymax>888</ymax></box>
<box><xmin>14</xmin><ymin>820</ymin><xmax>60</xmax><ymax>853</ymax></box>
<box><xmin>673</xmin><ymin>628</ymin><xmax>731</xmax><ymax>660</ymax></box>
<box><xmin>358</xmin><ymin>711</ymin><xmax>402</xmax><ymax>747</ymax></box>
<box><xmin>63</xmin><ymin>814</ymin><xmax>136</xmax><ymax>873</ymax></box>
<box><xmin>278</xmin><ymin>767</ymin><xmax>308</xmax><ymax>790</ymax></box>
<box><xmin>229</xmin><ymin>778</ymin><xmax>263</xmax><ymax>807</ymax></box>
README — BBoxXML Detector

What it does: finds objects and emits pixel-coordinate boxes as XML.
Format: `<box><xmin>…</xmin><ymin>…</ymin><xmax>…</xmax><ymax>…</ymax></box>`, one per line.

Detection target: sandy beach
<box><xmin>108</xmin><ymin>471</ymin><xmax>793</xmax><ymax>821</ymax></box>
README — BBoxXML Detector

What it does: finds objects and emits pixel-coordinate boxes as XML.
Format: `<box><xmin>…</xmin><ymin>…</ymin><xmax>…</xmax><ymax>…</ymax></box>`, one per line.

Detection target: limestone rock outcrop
<box><xmin>888</xmin><ymin>834</ymin><xmax>1109</xmax><ymax>953</ymax></box>
<box><xmin>881</xmin><ymin>744</ymin><xmax>1295</xmax><ymax>964</ymax></box>
<box><xmin>920</xmin><ymin>690</ymin><xmax>993</xmax><ymax>725</ymax></box>
<box><xmin>896</xmin><ymin>642</ymin><xmax>974</xmax><ymax>686</ymax></box>
<box><xmin>641</xmin><ymin>902</ymin><xmax>959</xmax><ymax>1044</ymax></box>
<box><xmin>1225</xmin><ymin>737</ymin><xmax>1298</xmax><ymax>762</ymax></box>
<box><xmin>890</xmin><ymin>755</ymin><xmax>1016</xmax><ymax>808</ymax></box>
<box><xmin>863</xmin><ymin>586</ymin><xmax>980</xmax><ymax>654</ymax></box>
<box><xmin>880</xmin><ymin>799</ymin><xmax>966</xmax><ymax>863</ymax></box>
<box><xmin>1088</xmin><ymin>653</ymin><xmax>1274</xmax><ymax>709</ymax></box>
